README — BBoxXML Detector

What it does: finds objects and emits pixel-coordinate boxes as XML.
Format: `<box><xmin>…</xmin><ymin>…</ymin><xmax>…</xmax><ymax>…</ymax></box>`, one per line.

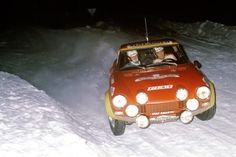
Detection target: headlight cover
<box><xmin>136</xmin><ymin>92</ymin><xmax>148</xmax><ymax>105</ymax></box>
<box><xmin>197</xmin><ymin>86</ymin><xmax>210</xmax><ymax>100</ymax></box>
<box><xmin>176</xmin><ymin>88</ymin><xmax>188</xmax><ymax>101</ymax></box>
<box><xmin>112</xmin><ymin>95</ymin><xmax>127</xmax><ymax>108</ymax></box>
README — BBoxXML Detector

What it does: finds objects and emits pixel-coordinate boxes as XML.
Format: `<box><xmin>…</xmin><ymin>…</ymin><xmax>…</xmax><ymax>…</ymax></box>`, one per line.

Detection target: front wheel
<box><xmin>108</xmin><ymin>117</ymin><xmax>126</xmax><ymax>136</ymax></box>
<box><xmin>197</xmin><ymin>104</ymin><xmax>216</xmax><ymax>121</ymax></box>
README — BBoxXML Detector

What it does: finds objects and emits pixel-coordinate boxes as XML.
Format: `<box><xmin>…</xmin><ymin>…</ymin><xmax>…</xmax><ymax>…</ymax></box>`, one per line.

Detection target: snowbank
<box><xmin>0</xmin><ymin>72</ymin><xmax>98</xmax><ymax>157</ymax></box>
<box><xmin>158</xmin><ymin>20</ymin><xmax>236</xmax><ymax>47</ymax></box>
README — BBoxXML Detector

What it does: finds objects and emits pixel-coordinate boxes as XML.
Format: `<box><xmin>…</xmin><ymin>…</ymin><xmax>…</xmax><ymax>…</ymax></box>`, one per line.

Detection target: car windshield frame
<box><xmin>117</xmin><ymin>44</ymin><xmax>190</xmax><ymax>71</ymax></box>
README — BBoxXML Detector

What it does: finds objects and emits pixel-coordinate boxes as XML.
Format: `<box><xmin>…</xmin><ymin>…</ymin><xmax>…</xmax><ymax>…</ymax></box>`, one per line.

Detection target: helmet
<box><xmin>127</xmin><ymin>50</ymin><xmax>138</xmax><ymax>57</ymax></box>
<box><xmin>154</xmin><ymin>47</ymin><xmax>164</xmax><ymax>53</ymax></box>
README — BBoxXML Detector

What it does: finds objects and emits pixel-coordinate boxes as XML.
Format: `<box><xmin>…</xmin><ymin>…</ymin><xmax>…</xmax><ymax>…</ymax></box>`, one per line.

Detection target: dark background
<box><xmin>0</xmin><ymin>1</ymin><xmax>235</xmax><ymax>29</ymax></box>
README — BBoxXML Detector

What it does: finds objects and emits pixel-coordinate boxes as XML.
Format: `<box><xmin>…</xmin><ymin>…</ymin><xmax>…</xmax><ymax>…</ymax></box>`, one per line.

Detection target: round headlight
<box><xmin>180</xmin><ymin>111</ymin><xmax>193</xmax><ymax>124</ymax></box>
<box><xmin>136</xmin><ymin>92</ymin><xmax>148</xmax><ymax>105</ymax></box>
<box><xmin>186</xmin><ymin>99</ymin><xmax>199</xmax><ymax>111</ymax></box>
<box><xmin>112</xmin><ymin>95</ymin><xmax>127</xmax><ymax>108</ymax></box>
<box><xmin>136</xmin><ymin>115</ymin><xmax>149</xmax><ymax>128</ymax></box>
<box><xmin>197</xmin><ymin>86</ymin><xmax>210</xmax><ymax>100</ymax></box>
<box><xmin>176</xmin><ymin>88</ymin><xmax>188</xmax><ymax>101</ymax></box>
<box><xmin>125</xmin><ymin>105</ymin><xmax>139</xmax><ymax>117</ymax></box>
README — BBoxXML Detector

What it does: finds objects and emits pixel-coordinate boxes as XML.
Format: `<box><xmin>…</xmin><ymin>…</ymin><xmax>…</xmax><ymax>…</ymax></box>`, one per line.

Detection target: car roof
<box><xmin>119</xmin><ymin>38</ymin><xmax>179</xmax><ymax>52</ymax></box>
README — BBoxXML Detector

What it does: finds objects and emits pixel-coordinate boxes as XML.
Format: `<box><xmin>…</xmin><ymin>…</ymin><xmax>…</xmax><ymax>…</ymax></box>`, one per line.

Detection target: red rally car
<box><xmin>104</xmin><ymin>39</ymin><xmax>216</xmax><ymax>136</ymax></box>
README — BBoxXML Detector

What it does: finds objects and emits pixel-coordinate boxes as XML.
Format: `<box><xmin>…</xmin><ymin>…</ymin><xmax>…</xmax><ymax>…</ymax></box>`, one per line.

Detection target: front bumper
<box><xmin>104</xmin><ymin>81</ymin><xmax>216</xmax><ymax>126</ymax></box>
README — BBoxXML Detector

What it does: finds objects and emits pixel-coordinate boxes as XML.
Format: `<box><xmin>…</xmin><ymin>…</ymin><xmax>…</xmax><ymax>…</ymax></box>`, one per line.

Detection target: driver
<box><xmin>153</xmin><ymin>47</ymin><xmax>177</xmax><ymax>63</ymax></box>
<box><xmin>126</xmin><ymin>50</ymin><xmax>141</xmax><ymax>66</ymax></box>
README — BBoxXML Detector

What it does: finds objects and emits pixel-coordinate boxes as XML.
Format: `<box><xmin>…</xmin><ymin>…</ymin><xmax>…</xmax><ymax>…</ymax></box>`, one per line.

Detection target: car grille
<box><xmin>139</xmin><ymin>102</ymin><xmax>184</xmax><ymax>115</ymax></box>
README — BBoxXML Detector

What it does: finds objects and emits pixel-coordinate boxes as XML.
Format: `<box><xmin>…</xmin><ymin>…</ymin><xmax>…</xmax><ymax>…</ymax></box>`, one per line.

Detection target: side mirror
<box><xmin>194</xmin><ymin>60</ymin><xmax>202</xmax><ymax>69</ymax></box>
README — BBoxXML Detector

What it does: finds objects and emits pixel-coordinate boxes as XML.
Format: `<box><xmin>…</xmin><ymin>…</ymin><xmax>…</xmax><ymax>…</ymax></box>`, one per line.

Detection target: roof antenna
<box><xmin>144</xmin><ymin>17</ymin><xmax>149</xmax><ymax>42</ymax></box>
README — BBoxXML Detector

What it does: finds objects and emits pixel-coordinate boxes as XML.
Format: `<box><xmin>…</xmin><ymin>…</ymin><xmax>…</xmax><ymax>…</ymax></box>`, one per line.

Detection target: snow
<box><xmin>0</xmin><ymin>20</ymin><xmax>236</xmax><ymax>157</ymax></box>
<box><xmin>158</xmin><ymin>20</ymin><xmax>236</xmax><ymax>48</ymax></box>
<box><xmin>0</xmin><ymin>72</ymin><xmax>99</xmax><ymax>157</ymax></box>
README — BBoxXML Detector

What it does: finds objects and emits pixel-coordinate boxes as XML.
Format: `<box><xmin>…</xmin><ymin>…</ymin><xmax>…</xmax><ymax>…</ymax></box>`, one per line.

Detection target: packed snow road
<box><xmin>0</xmin><ymin>21</ymin><xmax>236</xmax><ymax>156</ymax></box>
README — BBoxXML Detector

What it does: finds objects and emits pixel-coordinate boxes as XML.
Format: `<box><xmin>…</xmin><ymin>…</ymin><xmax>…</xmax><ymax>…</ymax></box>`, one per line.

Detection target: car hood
<box><xmin>112</xmin><ymin>64</ymin><xmax>207</xmax><ymax>103</ymax></box>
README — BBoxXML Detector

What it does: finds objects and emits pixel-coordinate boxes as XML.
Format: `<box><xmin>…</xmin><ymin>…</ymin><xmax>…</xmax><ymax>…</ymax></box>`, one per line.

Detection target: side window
<box><xmin>176</xmin><ymin>45</ymin><xmax>190</xmax><ymax>63</ymax></box>
<box><xmin>118</xmin><ymin>52</ymin><xmax>129</xmax><ymax>69</ymax></box>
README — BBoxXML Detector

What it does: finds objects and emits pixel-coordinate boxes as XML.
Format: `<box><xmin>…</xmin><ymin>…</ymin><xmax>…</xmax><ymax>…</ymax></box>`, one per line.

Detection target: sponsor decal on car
<box><xmin>152</xmin><ymin>111</ymin><xmax>175</xmax><ymax>116</ymax></box>
<box><xmin>150</xmin><ymin>115</ymin><xmax>178</xmax><ymax>122</ymax></box>
<box><xmin>147</xmin><ymin>84</ymin><xmax>173</xmax><ymax>91</ymax></box>
<box><xmin>120</xmin><ymin>41</ymin><xmax>178</xmax><ymax>51</ymax></box>
<box><xmin>155</xmin><ymin>115</ymin><xmax>178</xmax><ymax>122</ymax></box>
<box><xmin>135</xmin><ymin>74</ymin><xmax>179</xmax><ymax>82</ymax></box>
<box><xmin>126</xmin><ymin>41</ymin><xmax>174</xmax><ymax>49</ymax></box>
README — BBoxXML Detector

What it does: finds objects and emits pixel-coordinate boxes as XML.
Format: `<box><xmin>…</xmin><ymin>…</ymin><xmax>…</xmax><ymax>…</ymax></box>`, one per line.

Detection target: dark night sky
<box><xmin>0</xmin><ymin>0</ymin><xmax>235</xmax><ymax>29</ymax></box>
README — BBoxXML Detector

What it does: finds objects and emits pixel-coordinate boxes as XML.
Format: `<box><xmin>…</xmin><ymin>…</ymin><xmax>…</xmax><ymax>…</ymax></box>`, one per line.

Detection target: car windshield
<box><xmin>118</xmin><ymin>44</ymin><xmax>189</xmax><ymax>70</ymax></box>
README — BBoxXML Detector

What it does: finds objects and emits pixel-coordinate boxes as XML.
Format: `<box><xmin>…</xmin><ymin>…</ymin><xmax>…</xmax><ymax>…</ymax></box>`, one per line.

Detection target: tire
<box><xmin>108</xmin><ymin>117</ymin><xmax>126</xmax><ymax>136</ymax></box>
<box><xmin>197</xmin><ymin>104</ymin><xmax>216</xmax><ymax>121</ymax></box>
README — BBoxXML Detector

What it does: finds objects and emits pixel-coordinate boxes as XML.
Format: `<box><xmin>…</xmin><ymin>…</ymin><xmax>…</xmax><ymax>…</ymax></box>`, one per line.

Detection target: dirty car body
<box><xmin>105</xmin><ymin>39</ymin><xmax>216</xmax><ymax>136</ymax></box>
